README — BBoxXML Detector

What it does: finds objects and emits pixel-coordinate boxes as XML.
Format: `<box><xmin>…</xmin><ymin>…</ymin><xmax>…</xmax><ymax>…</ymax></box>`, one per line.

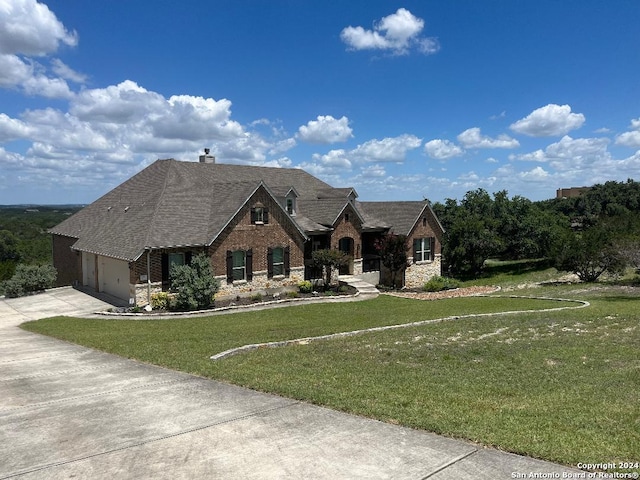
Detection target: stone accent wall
<box><xmin>215</xmin><ymin>266</ymin><xmax>305</xmax><ymax>298</ymax></box>
<box><xmin>405</xmin><ymin>254</ymin><xmax>442</xmax><ymax>288</ymax></box>
<box><xmin>52</xmin><ymin>234</ymin><xmax>82</xmax><ymax>287</ymax></box>
<box><xmin>134</xmin><ymin>281</ymin><xmax>163</xmax><ymax>306</ymax></box>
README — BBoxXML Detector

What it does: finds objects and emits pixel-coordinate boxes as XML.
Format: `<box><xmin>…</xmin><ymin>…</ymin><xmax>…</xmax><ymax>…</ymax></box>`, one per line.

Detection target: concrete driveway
<box><xmin>0</xmin><ymin>287</ymin><xmax>583</xmax><ymax>479</ymax></box>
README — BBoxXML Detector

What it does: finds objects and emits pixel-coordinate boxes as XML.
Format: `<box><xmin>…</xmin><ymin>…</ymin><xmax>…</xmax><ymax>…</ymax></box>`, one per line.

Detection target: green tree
<box><xmin>0</xmin><ymin>230</ymin><xmax>21</xmax><ymax>262</ymax></box>
<box><xmin>374</xmin><ymin>234</ymin><xmax>409</xmax><ymax>289</ymax></box>
<box><xmin>553</xmin><ymin>223</ymin><xmax>625</xmax><ymax>282</ymax></box>
<box><xmin>169</xmin><ymin>253</ymin><xmax>219</xmax><ymax>310</ymax></box>
<box><xmin>311</xmin><ymin>249</ymin><xmax>350</xmax><ymax>288</ymax></box>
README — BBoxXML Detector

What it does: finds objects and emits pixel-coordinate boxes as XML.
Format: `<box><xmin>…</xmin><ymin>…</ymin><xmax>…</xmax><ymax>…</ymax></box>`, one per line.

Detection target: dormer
<box><xmin>285</xmin><ymin>189</ymin><xmax>298</xmax><ymax>216</ymax></box>
<box><xmin>271</xmin><ymin>186</ymin><xmax>299</xmax><ymax>216</ymax></box>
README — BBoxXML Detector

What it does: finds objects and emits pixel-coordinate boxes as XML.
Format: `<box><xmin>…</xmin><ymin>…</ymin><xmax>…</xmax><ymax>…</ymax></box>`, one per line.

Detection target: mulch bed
<box><xmin>383</xmin><ymin>285</ymin><xmax>499</xmax><ymax>301</ymax></box>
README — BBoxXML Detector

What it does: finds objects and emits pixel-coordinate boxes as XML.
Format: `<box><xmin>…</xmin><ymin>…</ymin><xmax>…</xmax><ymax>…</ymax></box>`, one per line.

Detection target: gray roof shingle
<box><xmin>51</xmin><ymin>159</ymin><xmax>440</xmax><ymax>261</ymax></box>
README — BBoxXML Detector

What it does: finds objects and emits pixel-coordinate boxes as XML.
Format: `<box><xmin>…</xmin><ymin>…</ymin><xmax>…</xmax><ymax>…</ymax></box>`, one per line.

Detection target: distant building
<box><xmin>556</xmin><ymin>187</ymin><xmax>591</xmax><ymax>199</ymax></box>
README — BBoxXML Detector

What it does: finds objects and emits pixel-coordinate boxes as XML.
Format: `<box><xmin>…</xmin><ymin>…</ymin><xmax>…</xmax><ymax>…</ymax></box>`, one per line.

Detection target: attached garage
<box><xmin>81</xmin><ymin>252</ymin><xmax>131</xmax><ymax>303</ymax></box>
<box><xmin>99</xmin><ymin>256</ymin><xmax>131</xmax><ymax>302</ymax></box>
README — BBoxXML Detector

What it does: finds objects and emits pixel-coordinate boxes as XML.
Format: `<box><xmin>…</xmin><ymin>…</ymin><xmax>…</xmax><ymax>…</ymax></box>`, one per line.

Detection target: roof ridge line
<box><xmin>142</xmin><ymin>160</ymin><xmax>173</xmax><ymax>251</ymax></box>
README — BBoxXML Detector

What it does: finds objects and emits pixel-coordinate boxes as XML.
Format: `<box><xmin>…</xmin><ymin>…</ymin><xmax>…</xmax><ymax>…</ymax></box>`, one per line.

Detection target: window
<box><xmin>268</xmin><ymin>246</ymin><xmax>290</xmax><ymax>278</ymax></box>
<box><xmin>286</xmin><ymin>198</ymin><xmax>295</xmax><ymax>215</ymax></box>
<box><xmin>413</xmin><ymin>237</ymin><xmax>434</xmax><ymax>262</ymax></box>
<box><xmin>232</xmin><ymin>250</ymin><xmax>246</xmax><ymax>280</ymax></box>
<box><xmin>226</xmin><ymin>249</ymin><xmax>253</xmax><ymax>283</ymax></box>
<box><xmin>272</xmin><ymin>247</ymin><xmax>284</xmax><ymax>276</ymax></box>
<box><xmin>168</xmin><ymin>252</ymin><xmax>185</xmax><ymax>269</ymax></box>
<box><xmin>251</xmin><ymin>207</ymin><xmax>269</xmax><ymax>224</ymax></box>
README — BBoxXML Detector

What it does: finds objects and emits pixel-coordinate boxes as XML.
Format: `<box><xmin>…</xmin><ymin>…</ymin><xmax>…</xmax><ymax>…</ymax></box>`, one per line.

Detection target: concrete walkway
<box><xmin>0</xmin><ymin>287</ymin><xmax>584</xmax><ymax>479</ymax></box>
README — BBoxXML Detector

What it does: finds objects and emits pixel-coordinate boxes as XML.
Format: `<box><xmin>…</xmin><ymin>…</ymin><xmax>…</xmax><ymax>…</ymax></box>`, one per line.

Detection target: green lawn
<box><xmin>22</xmin><ymin>287</ymin><xmax>639</xmax><ymax>472</ymax></box>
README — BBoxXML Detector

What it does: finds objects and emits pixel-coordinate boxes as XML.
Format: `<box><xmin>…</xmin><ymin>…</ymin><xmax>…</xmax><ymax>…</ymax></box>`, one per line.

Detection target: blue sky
<box><xmin>1</xmin><ymin>0</ymin><xmax>640</xmax><ymax>205</ymax></box>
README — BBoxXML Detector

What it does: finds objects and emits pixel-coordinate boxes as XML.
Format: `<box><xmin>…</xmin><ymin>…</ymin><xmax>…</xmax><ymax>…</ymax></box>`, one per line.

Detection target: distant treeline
<box><xmin>0</xmin><ymin>205</ymin><xmax>82</xmax><ymax>282</ymax></box>
<box><xmin>432</xmin><ymin>179</ymin><xmax>640</xmax><ymax>278</ymax></box>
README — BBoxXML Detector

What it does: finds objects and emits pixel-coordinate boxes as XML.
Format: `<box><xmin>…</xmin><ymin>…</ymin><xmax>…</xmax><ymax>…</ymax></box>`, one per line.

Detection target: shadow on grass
<box><xmin>453</xmin><ymin>258</ymin><xmax>553</xmax><ymax>281</ymax></box>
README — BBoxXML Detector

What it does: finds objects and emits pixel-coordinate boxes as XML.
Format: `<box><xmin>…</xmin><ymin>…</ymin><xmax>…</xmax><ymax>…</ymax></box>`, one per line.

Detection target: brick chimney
<box><xmin>199</xmin><ymin>148</ymin><xmax>215</xmax><ymax>163</ymax></box>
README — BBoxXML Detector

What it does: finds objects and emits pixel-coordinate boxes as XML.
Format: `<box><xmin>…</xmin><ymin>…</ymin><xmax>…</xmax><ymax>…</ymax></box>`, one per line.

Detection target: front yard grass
<box><xmin>22</xmin><ymin>287</ymin><xmax>639</xmax><ymax>472</ymax></box>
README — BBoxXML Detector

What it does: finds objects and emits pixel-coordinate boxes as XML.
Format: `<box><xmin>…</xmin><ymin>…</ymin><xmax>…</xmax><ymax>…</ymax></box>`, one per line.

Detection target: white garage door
<box><xmin>99</xmin><ymin>256</ymin><xmax>131</xmax><ymax>302</ymax></box>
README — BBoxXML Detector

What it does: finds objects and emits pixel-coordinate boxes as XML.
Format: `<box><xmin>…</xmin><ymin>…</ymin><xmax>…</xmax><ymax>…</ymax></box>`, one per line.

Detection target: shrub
<box><xmin>298</xmin><ymin>280</ymin><xmax>312</xmax><ymax>293</ymax></box>
<box><xmin>286</xmin><ymin>291</ymin><xmax>300</xmax><ymax>298</ymax></box>
<box><xmin>169</xmin><ymin>254</ymin><xmax>219</xmax><ymax>310</ymax></box>
<box><xmin>1</xmin><ymin>264</ymin><xmax>57</xmax><ymax>298</ymax></box>
<box><xmin>150</xmin><ymin>292</ymin><xmax>171</xmax><ymax>310</ymax></box>
<box><xmin>423</xmin><ymin>276</ymin><xmax>460</xmax><ymax>292</ymax></box>
<box><xmin>250</xmin><ymin>293</ymin><xmax>263</xmax><ymax>302</ymax></box>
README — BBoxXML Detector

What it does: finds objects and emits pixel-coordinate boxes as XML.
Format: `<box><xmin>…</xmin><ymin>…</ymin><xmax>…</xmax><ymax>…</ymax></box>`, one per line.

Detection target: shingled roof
<box><xmin>51</xmin><ymin>159</ymin><xmax>442</xmax><ymax>261</ymax></box>
<box><xmin>357</xmin><ymin>201</ymin><xmax>444</xmax><ymax>236</ymax></box>
<box><xmin>50</xmin><ymin>159</ymin><xmax>372</xmax><ymax>261</ymax></box>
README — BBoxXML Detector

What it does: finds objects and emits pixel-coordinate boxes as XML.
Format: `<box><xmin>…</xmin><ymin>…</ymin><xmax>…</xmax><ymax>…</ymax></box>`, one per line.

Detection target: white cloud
<box><xmin>50</xmin><ymin>58</ymin><xmax>87</xmax><ymax>83</ymax></box>
<box><xmin>0</xmin><ymin>53</ymin><xmax>31</xmax><ymax>86</ymax></box>
<box><xmin>424</xmin><ymin>139</ymin><xmax>464</xmax><ymax>159</ymax></box>
<box><xmin>310</xmin><ymin>149</ymin><xmax>352</xmax><ymax>170</ymax></box>
<box><xmin>297</xmin><ymin>115</ymin><xmax>353</xmax><ymax>144</ymax></box>
<box><xmin>21</xmin><ymin>72</ymin><xmax>73</xmax><ymax>98</ymax></box>
<box><xmin>510</xmin><ymin>104</ymin><xmax>585</xmax><ymax>137</ymax></box>
<box><xmin>0</xmin><ymin>113</ymin><xmax>31</xmax><ymax>141</ymax></box>
<box><xmin>0</xmin><ymin>0</ymin><xmax>78</xmax><ymax>56</ymax></box>
<box><xmin>70</xmin><ymin>80</ymin><xmax>165</xmax><ymax>123</ymax></box>
<box><xmin>352</xmin><ymin>134</ymin><xmax>422</xmax><ymax>162</ymax></box>
<box><xmin>615</xmin><ymin>118</ymin><xmax>640</xmax><ymax>148</ymax></box>
<box><xmin>457</xmin><ymin>127</ymin><xmax>519</xmax><ymax>149</ymax></box>
<box><xmin>360</xmin><ymin>164</ymin><xmax>386</xmax><ymax>178</ymax></box>
<box><xmin>511</xmin><ymin>135</ymin><xmax>611</xmax><ymax>173</ymax></box>
<box><xmin>518</xmin><ymin>166</ymin><xmax>550</xmax><ymax>182</ymax></box>
<box><xmin>340</xmin><ymin>8</ymin><xmax>440</xmax><ymax>56</ymax></box>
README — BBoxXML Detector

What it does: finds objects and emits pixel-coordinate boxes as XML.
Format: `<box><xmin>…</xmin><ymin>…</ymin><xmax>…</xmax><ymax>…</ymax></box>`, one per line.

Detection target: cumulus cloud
<box><xmin>424</xmin><ymin>139</ymin><xmax>464</xmax><ymax>159</ymax></box>
<box><xmin>297</xmin><ymin>115</ymin><xmax>353</xmax><ymax>144</ymax></box>
<box><xmin>510</xmin><ymin>104</ymin><xmax>585</xmax><ymax>137</ymax></box>
<box><xmin>511</xmin><ymin>135</ymin><xmax>611</xmax><ymax>173</ymax></box>
<box><xmin>457</xmin><ymin>128</ymin><xmax>519</xmax><ymax>149</ymax></box>
<box><xmin>0</xmin><ymin>0</ymin><xmax>78</xmax><ymax>56</ymax></box>
<box><xmin>352</xmin><ymin>134</ymin><xmax>422</xmax><ymax>162</ymax></box>
<box><xmin>340</xmin><ymin>8</ymin><xmax>440</xmax><ymax>56</ymax></box>
<box><xmin>615</xmin><ymin>118</ymin><xmax>640</xmax><ymax>148</ymax></box>
<box><xmin>0</xmin><ymin>0</ymin><xmax>81</xmax><ymax>98</ymax></box>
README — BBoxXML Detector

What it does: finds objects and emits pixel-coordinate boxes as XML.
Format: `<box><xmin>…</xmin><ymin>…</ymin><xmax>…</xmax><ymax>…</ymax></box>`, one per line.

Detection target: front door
<box><xmin>338</xmin><ymin>237</ymin><xmax>354</xmax><ymax>275</ymax></box>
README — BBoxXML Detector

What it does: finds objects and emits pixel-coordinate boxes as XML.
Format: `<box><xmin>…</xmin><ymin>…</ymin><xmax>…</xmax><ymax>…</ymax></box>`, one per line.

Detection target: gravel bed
<box><xmin>384</xmin><ymin>285</ymin><xmax>499</xmax><ymax>301</ymax></box>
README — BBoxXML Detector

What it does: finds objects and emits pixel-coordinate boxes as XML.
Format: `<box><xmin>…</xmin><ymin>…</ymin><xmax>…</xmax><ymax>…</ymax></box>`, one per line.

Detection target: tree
<box><xmin>169</xmin><ymin>253</ymin><xmax>219</xmax><ymax>310</ymax></box>
<box><xmin>553</xmin><ymin>223</ymin><xmax>625</xmax><ymax>282</ymax></box>
<box><xmin>374</xmin><ymin>234</ymin><xmax>409</xmax><ymax>288</ymax></box>
<box><xmin>0</xmin><ymin>230</ymin><xmax>21</xmax><ymax>262</ymax></box>
<box><xmin>311</xmin><ymin>249</ymin><xmax>350</xmax><ymax>288</ymax></box>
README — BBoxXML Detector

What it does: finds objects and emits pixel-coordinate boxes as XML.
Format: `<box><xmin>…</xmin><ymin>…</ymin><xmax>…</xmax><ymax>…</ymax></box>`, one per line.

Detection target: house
<box><xmin>50</xmin><ymin>155</ymin><xmax>444</xmax><ymax>305</ymax></box>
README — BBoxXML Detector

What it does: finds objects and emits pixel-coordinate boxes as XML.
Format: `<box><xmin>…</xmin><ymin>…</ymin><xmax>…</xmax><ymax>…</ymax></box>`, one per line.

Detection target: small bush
<box><xmin>287</xmin><ymin>291</ymin><xmax>300</xmax><ymax>298</ymax></box>
<box><xmin>150</xmin><ymin>292</ymin><xmax>171</xmax><ymax>310</ymax></box>
<box><xmin>423</xmin><ymin>276</ymin><xmax>460</xmax><ymax>292</ymax></box>
<box><xmin>1</xmin><ymin>264</ymin><xmax>57</xmax><ymax>298</ymax></box>
<box><xmin>169</xmin><ymin>254</ymin><xmax>219</xmax><ymax>310</ymax></box>
<box><xmin>298</xmin><ymin>280</ymin><xmax>312</xmax><ymax>293</ymax></box>
<box><xmin>251</xmin><ymin>293</ymin><xmax>263</xmax><ymax>302</ymax></box>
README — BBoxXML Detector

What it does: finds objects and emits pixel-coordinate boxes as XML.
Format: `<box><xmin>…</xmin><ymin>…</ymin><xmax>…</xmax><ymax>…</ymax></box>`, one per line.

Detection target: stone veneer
<box><xmin>404</xmin><ymin>254</ymin><xmax>442</xmax><ymax>288</ymax></box>
<box><xmin>133</xmin><ymin>267</ymin><xmax>306</xmax><ymax>306</ymax></box>
<box><xmin>215</xmin><ymin>266</ymin><xmax>305</xmax><ymax>299</ymax></box>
